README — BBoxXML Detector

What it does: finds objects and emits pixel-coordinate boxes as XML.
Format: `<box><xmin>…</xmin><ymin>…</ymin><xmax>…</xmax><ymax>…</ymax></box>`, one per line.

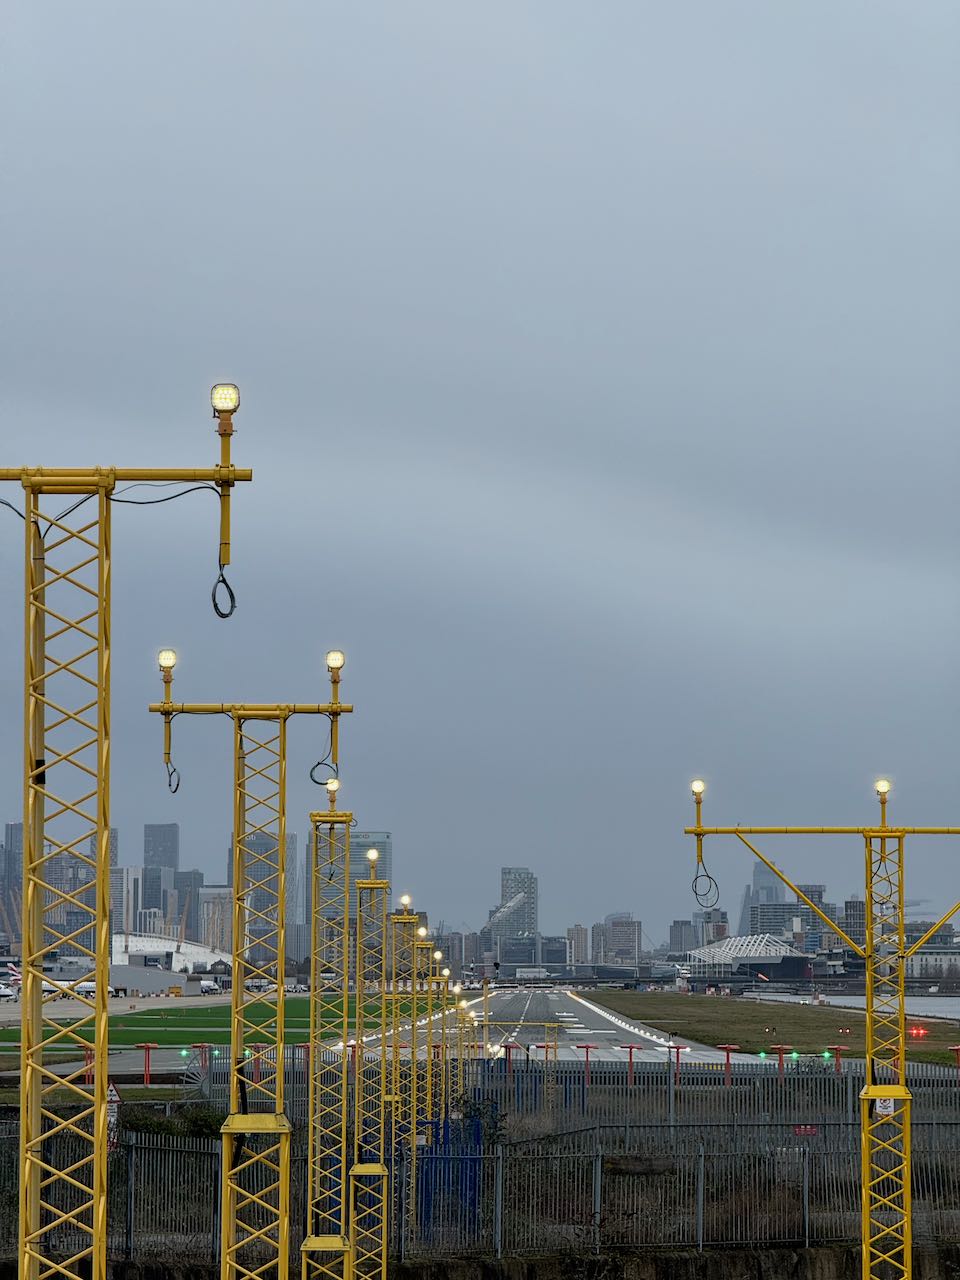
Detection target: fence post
<box><xmin>397</xmin><ymin>1145</ymin><xmax>408</xmax><ymax>1262</ymax></box>
<box><xmin>803</xmin><ymin>1146</ymin><xmax>810</xmax><ymax>1248</ymax></box>
<box><xmin>592</xmin><ymin>1149</ymin><xmax>603</xmax><ymax>1254</ymax></box>
<box><xmin>493</xmin><ymin>1143</ymin><xmax>504</xmax><ymax>1259</ymax></box>
<box><xmin>696</xmin><ymin>1144</ymin><xmax>705</xmax><ymax>1251</ymax></box>
<box><xmin>124</xmin><ymin>1134</ymin><xmax>135</xmax><ymax>1260</ymax></box>
<box><xmin>211</xmin><ymin>1143</ymin><xmax>222</xmax><ymax>1262</ymax></box>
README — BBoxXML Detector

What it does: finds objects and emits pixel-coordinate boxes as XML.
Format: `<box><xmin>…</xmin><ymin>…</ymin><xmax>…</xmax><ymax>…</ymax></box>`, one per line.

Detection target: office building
<box><xmin>693</xmin><ymin>907</ymin><xmax>729</xmax><ymax>947</ymax></box>
<box><xmin>144</xmin><ymin>823</ymin><xmax>179</xmax><ymax>873</ymax></box>
<box><xmin>481</xmin><ymin>866</ymin><xmax>538</xmax><ymax>950</ymax></box>
<box><xmin>669</xmin><ymin>919</ymin><xmax>698</xmax><ymax>955</ymax></box>
<box><xmin>111</xmin><ymin>866</ymin><xmax>144</xmax><ymax>943</ymax></box>
<box><xmin>843</xmin><ymin>897</ymin><xmax>866</xmax><ymax>948</ymax></box>
<box><xmin>88</xmin><ymin>829</ymin><xmax>119</xmax><ymax>867</ymax></box>
<box><xmin>566</xmin><ymin>924</ymin><xmax>588</xmax><ymax>965</ymax></box>
<box><xmin>141</xmin><ymin>865</ymin><xmax>174</xmax><ymax>918</ymax></box>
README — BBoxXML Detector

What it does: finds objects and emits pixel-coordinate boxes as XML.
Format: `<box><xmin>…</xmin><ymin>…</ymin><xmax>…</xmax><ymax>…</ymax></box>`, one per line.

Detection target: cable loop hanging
<box><xmin>212</xmin><ymin>566</ymin><xmax>237</xmax><ymax>618</ymax></box>
<box><xmin>309</xmin><ymin>759</ymin><xmax>338</xmax><ymax>787</ymax></box>
<box><xmin>165</xmin><ymin>761</ymin><xmax>181</xmax><ymax>794</ymax></box>
<box><xmin>692</xmin><ymin>867</ymin><xmax>720</xmax><ymax>909</ymax></box>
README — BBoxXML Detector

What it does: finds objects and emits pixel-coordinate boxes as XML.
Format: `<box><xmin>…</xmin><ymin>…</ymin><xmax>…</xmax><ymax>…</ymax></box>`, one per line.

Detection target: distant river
<box><xmin>754</xmin><ymin>992</ymin><xmax>960</xmax><ymax>1023</ymax></box>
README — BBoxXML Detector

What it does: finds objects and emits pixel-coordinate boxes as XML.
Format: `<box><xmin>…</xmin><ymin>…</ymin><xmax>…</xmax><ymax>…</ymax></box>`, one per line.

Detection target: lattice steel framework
<box><xmin>4</xmin><ymin>429</ymin><xmax>251</xmax><ymax>1280</ymax></box>
<box><xmin>302</xmin><ymin>809</ymin><xmax>352</xmax><ymax>1280</ymax></box>
<box><xmin>150</xmin><ymin>690</ymin><xmax>348</xmax><ymax>1280</ymax></box>
<box><xmin>351</xmin><ymin>864</ymin><xmax>388</xmax><ymax>1280</ymax></box>
<box><xmin>388</xmin><ymin>908</ymin><xmax>418</xmax><ymax>1153</ymax></box>
<box><xmin>687</xmin><ymin>784</ymin><xmax>960</xmax><ymax>1280</ymax></box>
<box><xmin>413</xmin><ymin>939</ymin><xmax>434</xmax><ymax>1138</ymax></box>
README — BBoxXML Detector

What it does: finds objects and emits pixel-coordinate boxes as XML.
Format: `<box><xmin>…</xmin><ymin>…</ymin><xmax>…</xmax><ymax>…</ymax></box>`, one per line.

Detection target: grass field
<box><xmin>0</xmin><ymin>997</ymin><xmax>414</xmax><ymax>1049</ymax></box>
<box><xmin>589</xmin><ymin>991</ymin><xmax>960</xmax><ymax>1067</ymax></box>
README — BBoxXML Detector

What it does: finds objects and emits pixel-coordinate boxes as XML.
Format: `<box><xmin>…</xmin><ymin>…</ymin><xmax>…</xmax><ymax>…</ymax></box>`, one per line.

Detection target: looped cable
<box><xmin>212</xmin><ymin>566</ymin><xmax>237</xmax><ymax>618</ymax></box>
<box><xmin>692</xmin><ymin>868</ymin><xmax>720</xmax><ymax>909</ymax></box>
<box><xmin>310</xmin><ymin>759</ymin><xmax>338</xmax><ymax>787</ymax></box>
<box><xmin>166</xmin><ymin>761</ymin><xmax>181</xmax><ymax>794</ymax></box>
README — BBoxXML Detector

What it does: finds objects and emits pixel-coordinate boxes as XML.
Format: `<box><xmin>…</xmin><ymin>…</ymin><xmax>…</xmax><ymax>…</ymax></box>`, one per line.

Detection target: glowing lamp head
<box><xmin>157</xmin><ymin>648</ymin><xmax>177</xmax><ymax>672</ymax></box>
<box><xmin>875</xmin><ymin>778</ymin><xmax>892</xmax><ymax>796</ymax></box>
<box><xmin>211</xmin><ymin>383</ymin><xmax>240</xmax><ymax>415</ymax></box>
<box><xmin>326</xmin><ymin>650</ymin><xmax>345</xmax><ymax>672</ymax></box>
<box><xmin>325</xmin><ymin>777</ymin><xmax>341</xmax><ymax>795</ymax></box>
<box><xmin>459</xmin><ymin>998</ymin><xmax>468</xmax><ymax>1009</ymax></box>
<box><xmin>441</xmin><ymin>967</ymin><xmax>450</xmax><ymax>978</ymax></box>
<box><xmin>399</xmin><ymin>894</ymin><xmax>411</xmax><ymax>908</ymax></box>
<box><xmin>417</xmin><ymin>926</ymin><xmax>427</xmax><ymax>938</ymax></box>
<box><xmin>452</xmin><ymin>983</ymin><xmax>461</xmax><ymax>993</ymax></box>
<box><xmin>690</xmin><ymin>779</ymin><xmax>706</xmax><ymax>796</ymax></box>
<box><xmin>433</xmin><ymin>950</ymin><xmax>443</xmax><ymax>962</ymax></box>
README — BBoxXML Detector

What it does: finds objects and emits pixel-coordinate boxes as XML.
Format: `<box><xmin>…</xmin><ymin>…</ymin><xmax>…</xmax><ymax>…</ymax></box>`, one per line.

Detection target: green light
<box><xmin>823</xmin><ymin>1051</ymin><xmax>831</xmax><ymax>1060</ymax></box>
<box><xmin>759</xmin><ymin>1051</ymin><xmax>767</xmax><ymax>1059</ymax></box>
<box><xmin>213</xmin><ymin>1049</ymin><xmax>220</xmax><ymax>1057</ymax></box>
<box><xmin>791</xmin><ymin>1051</ymin><xmax>799</xmax><ymax>1060</ymax></box>
<box><xmin>180</xmin><ymin>1049</ymin><xmax>188</xmax><ymax>1057</ymax></box>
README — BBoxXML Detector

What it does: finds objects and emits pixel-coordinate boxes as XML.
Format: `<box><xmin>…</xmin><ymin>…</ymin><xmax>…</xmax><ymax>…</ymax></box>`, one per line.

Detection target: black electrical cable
<box><xmin>692</xmin><ymin>866</ymin><xmax>720</xmax><ymax>910</ymax></box>
<box><xmin>212</xmin><ymin>566</ymin><xmax>237</xmax><ymax>618</ymax></box>
<box><xmin>0</xmin><ymin>499</ymin><xmax>25</xmax><ymax>521</ymax></box>
<box><xmin>309</xmin><ymin>717</ymin><xmax>336</xmax><ymax>786</ymax></box>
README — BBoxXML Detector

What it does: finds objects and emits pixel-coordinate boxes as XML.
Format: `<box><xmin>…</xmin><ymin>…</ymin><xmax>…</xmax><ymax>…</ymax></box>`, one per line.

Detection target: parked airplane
<box><xmin>5</xmin><ymin>964</ymin><xmax>114</xmax><ymax>998</ymax></box>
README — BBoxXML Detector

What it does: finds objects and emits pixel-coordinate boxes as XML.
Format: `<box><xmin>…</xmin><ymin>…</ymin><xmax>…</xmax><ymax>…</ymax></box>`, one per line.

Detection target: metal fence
<box><xmin>2</xmin><ymin>1126</ymin><xmax>960</xmax><ymax>1264</ymax></box>
<box><xmin>195</xmin><ymin>1052</ymin><xmax>960</xmax><ymax>1139</ymax></box>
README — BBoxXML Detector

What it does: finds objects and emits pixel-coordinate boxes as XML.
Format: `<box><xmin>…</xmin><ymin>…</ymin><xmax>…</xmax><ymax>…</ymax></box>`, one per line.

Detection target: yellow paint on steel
<box><xmin>687</xmin><ymin>787</ymin><xmax>960</xmax><ymax>1280</ymax></box>
<box><xmin>150</xmin><ymin>679</ymin><xmax>341</xmax><ymax>1280</ymax></box>
<box><xmin>219</xmin><ymin>715</ymin><xmax>292</xmax><ymax>1280</ymax></box>
<box><xmin>352</xmin><ymin>873</ymin><xmax>389</xmax><ymax>1279</ymax></box>
<box><xmin>8</xmin><ymin>428</ymin><xmax>252</xmax><ymax>1280</ymax></box>
<box><xmin>302</xmin><ymin>811</ymin><xmax>352</xmax><ymax>1280</ymax></box>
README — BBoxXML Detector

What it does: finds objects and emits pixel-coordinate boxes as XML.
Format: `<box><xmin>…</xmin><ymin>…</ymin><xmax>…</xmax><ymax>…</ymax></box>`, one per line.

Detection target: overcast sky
<box><xmin>2</xmin><ymin>3</ymin><xmax>958</xmax><ymax>944</ymax></box>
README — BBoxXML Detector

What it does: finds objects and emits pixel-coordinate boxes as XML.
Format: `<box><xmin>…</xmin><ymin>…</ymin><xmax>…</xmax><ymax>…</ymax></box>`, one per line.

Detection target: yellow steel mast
<box><xmin>351</xmin><ymin>847</ymin><xmax>389</xmax><ymax>1280</ymax></box>
<box><xmin>302</xmin><ymin>650</ymin><xmax>354</xmax><ymax>1280</ymax></box>
<box><xmin>388</xmin><ymin>899</ymin><xmax>418</xmax><ymax>1155</ymax></box>
<box><xmin>150</xmin><ymin>663</ymin><xmax>349</xmax><ymax>1280</ymax></box>
<box><xmin>6</xmin><ymin>386</ymin><xmax>251</xmax><ymax>1280</ymax></box>
<box><xmin>686</xmin><ymin>779</ymin><xmax>960</xmax><ymax>1280</ymax></box>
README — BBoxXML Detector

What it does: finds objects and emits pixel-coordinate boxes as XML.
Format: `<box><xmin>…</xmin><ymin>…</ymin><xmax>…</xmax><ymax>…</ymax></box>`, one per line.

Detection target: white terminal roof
<box><xmin>689</xmin><ymin>934</ymin><xmax>804</xmax><ymax>962</ymax></box>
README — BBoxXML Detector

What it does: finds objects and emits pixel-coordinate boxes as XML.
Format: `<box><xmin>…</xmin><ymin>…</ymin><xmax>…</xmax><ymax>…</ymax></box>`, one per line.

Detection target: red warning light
<box><xmin>908</xmin><ymin>1025</ymin><xmax>929</xmax><ymax>1039</ymax></box>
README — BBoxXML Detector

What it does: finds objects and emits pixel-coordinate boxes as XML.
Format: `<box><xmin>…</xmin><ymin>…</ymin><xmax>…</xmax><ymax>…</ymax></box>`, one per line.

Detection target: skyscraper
<box><xmin>144</xmin><ymin>823</ymin><xmax>179</xmax><ymax>872</ymax></box>
<box><xmin>566</xmin><ymin>924</ymin><xmax>588</xmax><ymax>964</ymax></box>
<box><xmin>88</xmin><ymin>829</ymin><xmax>119</xmax><ymax>867</ymax></box>
<box><xmin>493</xmin><ymin>866</ymin><xmax>538</xmax><ymax>937</ymax></box>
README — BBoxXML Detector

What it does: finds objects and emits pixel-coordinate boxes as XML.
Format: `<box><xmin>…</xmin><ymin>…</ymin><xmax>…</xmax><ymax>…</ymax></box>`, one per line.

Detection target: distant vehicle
<box><xmin>0</xmin><ymin>983</ymin><xmax>16</xmax><ymax>1001</ymax></box>
<box><xmin>293</xmin><ymin>983</ymin><xmax>308</xmax><ymax>993</ymax></box>
<box><xmin>199</xmin><ymin>980</ymin><xmax>221</xmax><ymax>996</ymax></box>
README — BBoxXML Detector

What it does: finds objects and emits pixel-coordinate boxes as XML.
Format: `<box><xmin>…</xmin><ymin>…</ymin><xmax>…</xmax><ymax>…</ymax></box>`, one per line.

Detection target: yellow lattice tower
<box><xmin>302</xmin><ymin>799</ymin><xmax>352</xmax><ymax>1280</ymax></box>
<box><xmin>350</xmin><ymin>848</ymin><xmax>389</xmax><ymax>1280</ymax></box>
<box><xmin>388</xmin><ymin>901</ymin><xmax>418</xmax><ymax>1152</ymax></box>
<box><xmin>5</xmin><ymin>387</ymin><xmax>251</xmax><ymax>1280</ymax></box>
<box><xmin>686</xmin><ymin>778</ymin><xmax>960</xmax><ymax>1280</ymax></box>
<box><xmin>413</xmin><ymin>934</ymin><xmax>434</xmax><ymax>1141</ymax></box>
<box><xmin>150</xmin><ymin>653</ymin><xmax>351</xmax><ymax>1280</ymax></box>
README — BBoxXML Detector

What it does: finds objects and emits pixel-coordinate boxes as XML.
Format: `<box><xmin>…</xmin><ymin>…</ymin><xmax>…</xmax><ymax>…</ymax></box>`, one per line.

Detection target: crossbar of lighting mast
<box><xmin>9</xmin><ymin>388</ymin><xmax>251</xmax><ymax>1280</ymax></box>
<box><xmin>686</xmin><ymin>779</ymin><xmax>960</xmax><ymax>1280</ymax></box>
<box><xmin>149</xmin><ymin>654</ymin><xmax>350</xmax><ymax>1280</ymax></box>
